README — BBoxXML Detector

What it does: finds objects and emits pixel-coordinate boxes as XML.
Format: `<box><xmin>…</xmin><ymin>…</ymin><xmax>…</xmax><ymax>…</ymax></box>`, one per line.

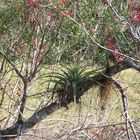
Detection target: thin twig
<box><xmin>113</xmin><ymin>78</ymin><xmax>139</xmax><ymax>140</ymax></box>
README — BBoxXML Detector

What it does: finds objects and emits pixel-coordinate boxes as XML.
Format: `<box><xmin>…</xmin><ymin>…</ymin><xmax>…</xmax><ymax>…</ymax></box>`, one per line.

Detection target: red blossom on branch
<box><xmin>27</xmin><ymin>0</ymin><xmax>40</xmax><ymax>8</ymax></box>
<box><xmin>128</xmin><ymin>0</ymin><xmax>140</xmax><ymax>25</ymax></box>
<box><xmin>32</xmin><ymin>39</ymin><xmax>39</xmax><ymax>46</ymax></box>
<box><xmin>105</xmin><ymin>36</ymin><xmax>125</xmax><ymax>62</ymax></box>
<box><xmin>137</xmin><ymin>14</ymin><xmax>140</xmax><ymax>22</ymax></box>
<box><xmin>102</xmin><ymin>0</ymin><xmax>109</xmax><ymax>5</ymax></box>
<box><xmin>106</xmin><ymin>36</ymin><xmax>116</xmax><ymax>50</ymax></box>
<box><xmin>134</xmin><ymin>0</ymin><xmax>138</xmax><ymax>7</ymax></box>
<box><xmin>136</xmin><ymin>6</ymin><xmax>140</xmax><ymax>12</ymax></box>
<box><xmin>61</xmin><ymin>0</ymin><xmax>67</xmax><ymax>4</ymax></box>
<box><xmin>48</xmin><ymin>12</ymin><xmax>53</xmax><ymax>17</ymax></box>
<box><xmin>128</xmin><ymin>3</ymin><xmax>133</xmax><ymax>8</ymax></box>
<box><xmin>63</xmin><ymin>8</ymin><xmax>73</xmax><ymax>17</ymax></box>
<box><xmin>113</xmin><ymin>49</ymin><xmax>125</xmax><ymax>62</ymax></box>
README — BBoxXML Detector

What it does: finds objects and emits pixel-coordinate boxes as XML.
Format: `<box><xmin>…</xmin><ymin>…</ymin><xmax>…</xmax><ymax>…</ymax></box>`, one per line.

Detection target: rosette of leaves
<box><xmin>41</xmin><ymin>64</ymin><xmax>101</xmax><ymax>103</ymax></box>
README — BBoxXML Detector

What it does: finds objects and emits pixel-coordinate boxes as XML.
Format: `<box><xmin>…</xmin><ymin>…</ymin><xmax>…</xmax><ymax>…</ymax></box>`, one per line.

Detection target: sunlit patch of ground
<box><xmin>0</xmin><ymin>68</ymin><xmax>140</xmax><ymax>139</ymax></box>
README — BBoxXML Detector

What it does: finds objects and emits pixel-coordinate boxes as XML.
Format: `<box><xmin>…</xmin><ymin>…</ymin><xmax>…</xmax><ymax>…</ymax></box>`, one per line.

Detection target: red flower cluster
<box><xmin>106</xmin><ymin>36</ymin><xmax>116</xmax><ymax>49</ymax></box>
<box><xmin>113</xmin><ymin>49</ymin><xmax>125</xmax><ymax>62</ymax></box>
<box><xmin>106</xmin><ymin>37</ymin><xmax>125</xmax><ymax>62</ymax></box>
<box><xmin>63</xmin><ymin>8</ymin><xmax>73</xmax><ymax>17</ymax></box>
<box><xmin>55</xmin><ymin>0</ymin><xmax>73</xmax><ymax>17</ymax></box>
<box><xmin>61</xmin><ymin>0</ymin><xmax>67</xmax><ymax>4</ymax></box>
<box><xmin>32</xmin><ymin>39</ymin><xmax>39</xmax><ymax>46</ymax></box>
<box><xmin>56</xmin><ymin>4</ymin><xmax>73</xmax><ymax>17</ymax></box>
<box><xmin>102</xmin><ymin>0</ymin><xmax>109</xmax><ymax>5</ymax></box>
<box><xmin>27</xmin><ymin>0</ymin><xmax>40</xmax><ymax>8</ymax></box>
<box><xmin>128</xmin><ymin>0</ymin><xmax>140</xmax><ymax>25</ymax></box>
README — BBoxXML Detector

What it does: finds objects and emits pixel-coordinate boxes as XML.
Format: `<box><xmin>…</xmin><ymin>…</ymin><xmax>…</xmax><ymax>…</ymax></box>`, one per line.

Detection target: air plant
<box><xmin>40</xmin><ymin>64</ymin><xmax>102</xmax><ymax>103</ymax></box>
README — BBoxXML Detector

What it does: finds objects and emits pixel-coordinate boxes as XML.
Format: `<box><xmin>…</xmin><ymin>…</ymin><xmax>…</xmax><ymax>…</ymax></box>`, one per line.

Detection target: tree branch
<box><xmin>0</xmin><ymin>50</ymin><xmax>25</xmax><ymax>83</ymax></box>
<box><xmin>113</xmin><ymin>78</ymin><xmax>139</xmax><ymax>140</ymax></box>
<box><xmin>0</xmin><ymin>58</ymin><xmax>139</xmax><ymax>138</ymax></box>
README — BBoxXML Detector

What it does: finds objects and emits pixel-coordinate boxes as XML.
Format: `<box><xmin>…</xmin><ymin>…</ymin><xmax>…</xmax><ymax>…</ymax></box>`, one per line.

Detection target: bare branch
<box><xmin>113</xmin><ymin>78</ymin><xmax>139</xmax><ymax>140</ymax></box>
<box><xmin>0</xmin><ymin>50</ymin><xmax>25</xmax><ymax>83</ymax></box>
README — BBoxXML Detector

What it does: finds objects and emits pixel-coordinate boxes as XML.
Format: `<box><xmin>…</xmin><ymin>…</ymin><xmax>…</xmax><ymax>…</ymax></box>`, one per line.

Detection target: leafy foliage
<box><xmin>41</xmin><ymin>64</ymin><xmax>101</xmax><ymax>102</ymax></box>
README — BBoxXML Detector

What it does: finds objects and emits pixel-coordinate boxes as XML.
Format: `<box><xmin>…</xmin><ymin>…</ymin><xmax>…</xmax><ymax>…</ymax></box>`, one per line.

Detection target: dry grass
<box><xmin>0</xmin><ymin>68</ymin><xmax>140</xmax><ymax>139</ymax></box>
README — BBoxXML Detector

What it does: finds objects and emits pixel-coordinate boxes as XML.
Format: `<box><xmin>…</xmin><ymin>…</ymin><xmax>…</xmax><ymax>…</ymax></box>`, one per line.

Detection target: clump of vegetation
<box><xmin>41</xmin><ymin>64</ymin><xmax>101</xmax><ymax>103</ymax></box>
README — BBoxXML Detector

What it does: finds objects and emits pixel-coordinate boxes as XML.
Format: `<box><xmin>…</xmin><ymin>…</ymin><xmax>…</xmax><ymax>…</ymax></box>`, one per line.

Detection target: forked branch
<box><xmin>113</xmin><ymin>79</ymin><xmax>139</xmax><ymax>140</ymax></box>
